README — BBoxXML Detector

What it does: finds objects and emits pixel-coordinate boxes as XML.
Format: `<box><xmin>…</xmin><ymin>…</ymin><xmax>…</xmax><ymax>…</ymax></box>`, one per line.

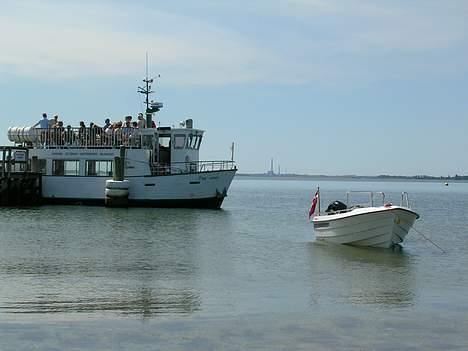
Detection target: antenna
<box><xmin>230</xmin><ymin>142</ymin><xmax>235</xmax><ymax>162</ymax></box>
<box><xmin>138</xmin><ymin>76</ymin><xmax>153</xmax><ymax>113</ymax></box>
<box><xmin>138</xmin><ymin>53</ymin><xmax>163</xmax><ymax>128</ymax></box>
<box><xmin>146</xmin><ymin>51</ymin><xmax>148</xmax><ymax>81</ymax></box>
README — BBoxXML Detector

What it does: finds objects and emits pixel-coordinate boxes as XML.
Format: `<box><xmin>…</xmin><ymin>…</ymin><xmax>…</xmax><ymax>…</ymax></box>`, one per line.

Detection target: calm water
<box><xmin>0</xmin><ymin>178</ymin><xmax>467</xmax><ymax>350</ymax></box>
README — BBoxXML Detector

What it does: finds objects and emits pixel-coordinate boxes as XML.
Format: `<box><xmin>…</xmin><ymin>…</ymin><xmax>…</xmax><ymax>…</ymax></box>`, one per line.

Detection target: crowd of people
<box><xmin>32</xmin><ymin>113</ymin><xmax>156</xmax><ymax>147</ymax></box>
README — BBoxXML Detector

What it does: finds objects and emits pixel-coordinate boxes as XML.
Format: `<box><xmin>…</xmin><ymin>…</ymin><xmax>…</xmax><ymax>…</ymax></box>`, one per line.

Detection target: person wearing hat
<box><xmin>49</xmin><ymin>114</ymin><xmax>59</xmax><ymax>128</ymax></box>
<box><xmin>137</xmin><ymin>113</ymin><xmax>146</xmax><ymax>128</ymax></box>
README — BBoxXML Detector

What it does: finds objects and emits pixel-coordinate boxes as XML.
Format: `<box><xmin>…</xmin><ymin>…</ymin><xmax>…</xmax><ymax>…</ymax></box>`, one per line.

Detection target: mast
<box><xmin>138</xmin><ymin>53</ymin><xmax>163</xmax><ymax>127</ymax></box>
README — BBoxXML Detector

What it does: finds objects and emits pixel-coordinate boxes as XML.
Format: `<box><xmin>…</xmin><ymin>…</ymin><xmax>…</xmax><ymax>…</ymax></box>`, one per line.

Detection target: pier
<box><xmin>0</xmin><ymin>146</ymin><xmax>42</xmax><ymax>206</ymax></box>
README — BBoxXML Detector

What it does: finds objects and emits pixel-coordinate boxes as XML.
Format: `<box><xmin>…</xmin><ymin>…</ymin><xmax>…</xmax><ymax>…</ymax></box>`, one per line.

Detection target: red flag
<box><xmin>309</xmin><ymin>190</ymin><xmax>319</xmax><ymax>219</ymax></box>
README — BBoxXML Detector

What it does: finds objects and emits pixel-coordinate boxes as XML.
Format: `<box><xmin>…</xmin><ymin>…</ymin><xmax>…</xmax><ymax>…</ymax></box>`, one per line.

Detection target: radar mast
<box><xmin>138</xmin><ymin>53</ymin><xmax>163</xmax><ymax>127</ymax></box>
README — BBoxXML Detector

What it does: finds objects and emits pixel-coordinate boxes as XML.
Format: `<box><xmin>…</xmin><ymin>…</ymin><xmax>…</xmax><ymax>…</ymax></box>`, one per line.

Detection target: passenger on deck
<box><xmin>93</xmin><ymin>123</ymin><xmax>103</xmax><ymax>145</ymax></box>
<box><xmin>103</xmin><ymin>118</ymin><xmax>111</xmax><ymax>132</ymax></box>
<box><xmin>64</xmin><ymin>125</ymin><xmax>75</xmax><ymax>145</ymax></box>
<box><xmin>49</xmin><ymin>114</ymin><xmax>59</xmax><ymax>128</ymax></box>
<box><xmin>129</xmin><ymin>121</ymin><xmax>140</xmax><ymax>146</ymax></box>
<box><xmin>33</xmin><ymin>113</ymin><xmax>49</xmax><ymax>129</ymax></box>
<box><xmin>137</xmin><ymin>113</ymin><xmax>146</xmax><ymax>128</ymax></box>
<box><xmin>103</xmin><ymin>123</ymin><xmax>114</xmax><ymax>146</ymax></box>
<box><xmin>105</xmin><ymin>123</ymin><xmax>115</xmax><ymax>135</ymax></box>
<box><xmin>114</xmin><ymin>122</ymin><xmax>124</xmax><ymax>146</ymax></box>
<box><xmin>78</xmin><ymin>121</ymin><xmax>86</xmax><ymax>144</ymax></box>
<box><xmin>89</xmin><ymin>122</ymin><xmax>98</xmax><ymax>145</ymax></box>
<box><xmin>32</xmin><ymin>113</ymin><xmax>50</xmax><ymax>146</ymax></box>
<box><xmin>122</xmin><ymin>121</ymin><xmax>132</xmax><ymax>144</ymax></box>
<box><xmin>55</xmin><ymin>121</ymin><xmax>65</xmax><ymax>145</ymax></box>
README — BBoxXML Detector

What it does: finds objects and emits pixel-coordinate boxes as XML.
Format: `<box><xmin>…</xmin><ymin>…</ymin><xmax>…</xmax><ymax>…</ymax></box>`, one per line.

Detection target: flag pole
<box><xmin>317</xmin><ymin>186</ymin><xmax>320</xmax><ymax>215</ymax></box>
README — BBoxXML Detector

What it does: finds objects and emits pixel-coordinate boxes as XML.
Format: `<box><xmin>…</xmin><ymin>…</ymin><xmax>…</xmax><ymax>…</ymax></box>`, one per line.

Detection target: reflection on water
<box><xmin>308</xmin><ymin>242</ymin><xmax>414</xmax><ymax>308</ymax></box>
<box><xmin>2</xmin><ymin>288</ymin><xmax>200</xmax><ymax>316</ymax></box>
<box><xmin>0</xmin><ymin>206</ymin><xmax>213</xmax><ymax>316</ymax></box>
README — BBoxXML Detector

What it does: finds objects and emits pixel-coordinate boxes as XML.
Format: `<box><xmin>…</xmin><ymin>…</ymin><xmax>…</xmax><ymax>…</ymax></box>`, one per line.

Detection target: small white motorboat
<box><xmin>311</xmin><ymin>190</ymin><xmax>419</xmax><ymax>248</ymax></box>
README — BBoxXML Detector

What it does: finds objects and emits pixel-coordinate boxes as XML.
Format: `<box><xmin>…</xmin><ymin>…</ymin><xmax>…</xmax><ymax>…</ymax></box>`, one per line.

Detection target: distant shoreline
<box><xmin>235</xmin><ymin>173</ymin><xmax>468</xmax><ymax>183</ymax></box>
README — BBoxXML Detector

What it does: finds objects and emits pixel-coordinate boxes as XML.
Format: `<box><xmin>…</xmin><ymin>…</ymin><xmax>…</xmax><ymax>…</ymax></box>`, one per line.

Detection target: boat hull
<box><xmin>42</xmin><ymin>195</ymin><xmax>225</xmax><ymax>209</ymax></box>
<box><xmin>41</xmin><ymin>169</ymin><xmax>236</xmax><ymax>209</ymax></box>
<box><xmin>313</xmin><ymin>207</ymin><xmax>419</xmax><ymax>248</ymax></box>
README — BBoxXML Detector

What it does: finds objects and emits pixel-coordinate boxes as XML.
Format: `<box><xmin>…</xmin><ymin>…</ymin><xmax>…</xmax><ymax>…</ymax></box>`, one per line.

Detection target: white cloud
<box><xmin>0</xmin><ymin>0</ymin><xmax>278</xmax><ymax>85</ymax></box>
<box><xmin>0</xmin><ymin>0</ymin><xmax>467</xmax><ymax>85</ymax></box>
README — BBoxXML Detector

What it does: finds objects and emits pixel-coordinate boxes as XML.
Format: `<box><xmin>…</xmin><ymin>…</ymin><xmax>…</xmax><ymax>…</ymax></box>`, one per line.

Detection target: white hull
<box><xmin>313</xmin><ymin>206</ymin><xmax>419</xmax><ymax>248</ymax></box>
<box><xmin>41</xmin><ymin>170</ymin><xmax>236</xmax><ymax>208</ymax></box>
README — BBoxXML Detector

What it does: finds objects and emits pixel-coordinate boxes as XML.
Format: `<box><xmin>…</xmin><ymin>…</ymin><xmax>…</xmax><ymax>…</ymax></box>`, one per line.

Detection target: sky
<box><xmin>0</xmin><ymin>0</ymin><xmax>467</xmax><ymax>176</ymax></box>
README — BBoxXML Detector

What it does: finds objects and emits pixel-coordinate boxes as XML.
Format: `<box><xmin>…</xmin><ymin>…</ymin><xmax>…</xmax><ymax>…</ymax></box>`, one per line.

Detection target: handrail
<box><xmin>346</xmin><ymin>191</ymin><xmax>385</xmax><ymax>207</ymax></box>
<box><xmin>13</xmin><ymin>127</ymin><xmax>144</xmax><ymax>149</ymax></box>
<box><xmin>401</xmin><ymin>192</ymin><xmax>410</xmax><ymax>208</ymax></box>
<box><xmin>150</xmin><ymin>160</ymin><xmax>236</xmax><ymax>176</ymax></box>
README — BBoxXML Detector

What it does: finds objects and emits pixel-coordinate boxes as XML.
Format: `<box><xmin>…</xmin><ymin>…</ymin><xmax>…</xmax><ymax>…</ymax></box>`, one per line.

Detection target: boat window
<box><xmin>174</xmin><ymin>134</ymin><xmax>186</xmax><ymax>149</ymax></box>
<box><xmin>52</xmin><ymin>160</ymin><xmax>63</xmax><ymax>175</ymax></box>
<box><xmin>86</xmin><ymin>160</ymin><xmax>113</xmax><ymax>176</ymax></box>
<box><xmin>186</xmin><ymin>134</ymin><xmax>200</xmax><ymax>149</ymax></box>
<box><xmin>195</xmin><ymin>135</ymin><xmax>203</xmax><ymax>150</ymax></box>
<box><xmin>52</xmin><ymin>160</ymin><xmax>80</xmax><ymax>176</ymax></box>
<box><xmin>186</xmin><ymin>134</ymin><xmax>193</xmax><ymax>149</ymax></box>
<box><xmin>159</xmin><ymin>135</ymin><xmax>171</xmax><ymax>148</ymax></box>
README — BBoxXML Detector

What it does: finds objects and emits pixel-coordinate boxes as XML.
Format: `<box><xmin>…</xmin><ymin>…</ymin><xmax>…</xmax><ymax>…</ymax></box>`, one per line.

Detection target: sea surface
<box><xmin>0</xmin><ymin>177</ymin><xmax>467</xmax><ymax>350</ymax></box>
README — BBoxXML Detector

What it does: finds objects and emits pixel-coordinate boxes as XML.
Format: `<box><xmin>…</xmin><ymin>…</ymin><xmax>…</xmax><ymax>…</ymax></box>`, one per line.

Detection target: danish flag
<box><xmin>309</xmin><ymin>189</ymin><xmax>319</xmax><ymax>219</ymax></box>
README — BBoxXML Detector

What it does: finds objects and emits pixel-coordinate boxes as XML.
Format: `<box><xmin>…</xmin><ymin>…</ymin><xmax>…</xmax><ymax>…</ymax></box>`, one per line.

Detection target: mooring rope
<box><xmin>398</xmin><ymin>219</ymin><xmax>446</xmax><ymax>253</ymax></box>
<box><xmin>411</xmin><ymin>225</ymin><xmax>446</xmax><ymax>253</ymax></box>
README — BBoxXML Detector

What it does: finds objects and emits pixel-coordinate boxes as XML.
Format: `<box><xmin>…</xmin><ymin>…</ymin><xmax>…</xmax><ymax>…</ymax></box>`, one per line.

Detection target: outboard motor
<box><xmin>325</xmin><ymin>200</ymin><xmax>347</xmax><ymax>213</ymax></box>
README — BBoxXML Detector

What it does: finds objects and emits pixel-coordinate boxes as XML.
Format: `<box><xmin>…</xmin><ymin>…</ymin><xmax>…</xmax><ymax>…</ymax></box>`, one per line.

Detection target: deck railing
<box><xmin>150</xmin><ymin>160</ymin><xmax>237</xmax><ymax>175</ymax></box>
<box><xmin>346</xmin><ymin>191</ymin><xmax>386</xmax><ymax>207</ymax></box>
<box><xmin>23</xmin><ymin>128</ymin><xmax>143</xmax><ymax>148</ymax></box>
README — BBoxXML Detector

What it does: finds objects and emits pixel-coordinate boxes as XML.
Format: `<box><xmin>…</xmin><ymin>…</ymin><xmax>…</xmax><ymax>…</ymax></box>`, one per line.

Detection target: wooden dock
<box><xmin>0</xmin><ymin>146</ymin><xmax>42</xmax><ymax>206</ymax></box>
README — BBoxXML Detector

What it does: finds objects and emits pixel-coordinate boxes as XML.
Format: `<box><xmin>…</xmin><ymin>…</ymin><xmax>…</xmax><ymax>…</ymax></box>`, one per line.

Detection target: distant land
<box><xmin>236</xmin><ymin>173</ymin><xmax>468</xmax><ymax>182</ymax></box>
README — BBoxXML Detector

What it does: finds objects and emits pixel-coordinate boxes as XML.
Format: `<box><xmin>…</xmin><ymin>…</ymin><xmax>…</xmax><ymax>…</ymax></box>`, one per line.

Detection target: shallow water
<box><xmin>0</xmin><ymin>178</ymin><xmax>467</xmax><ymax>349</ymax></box>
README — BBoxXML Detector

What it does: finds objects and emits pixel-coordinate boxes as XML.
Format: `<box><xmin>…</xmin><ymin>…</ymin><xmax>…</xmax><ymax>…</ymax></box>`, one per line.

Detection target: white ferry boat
<box><xmin>6</xmin><ymin>77</ymin><xmax>237</xmax><ymax>208</ymax></box>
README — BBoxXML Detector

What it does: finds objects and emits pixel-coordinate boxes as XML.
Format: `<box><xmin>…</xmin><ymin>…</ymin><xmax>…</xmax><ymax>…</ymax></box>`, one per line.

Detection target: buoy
<box><xmin>105</xmin><ymin>179</ymin><xmax>129</xmax><ymax>207</ymax></box>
